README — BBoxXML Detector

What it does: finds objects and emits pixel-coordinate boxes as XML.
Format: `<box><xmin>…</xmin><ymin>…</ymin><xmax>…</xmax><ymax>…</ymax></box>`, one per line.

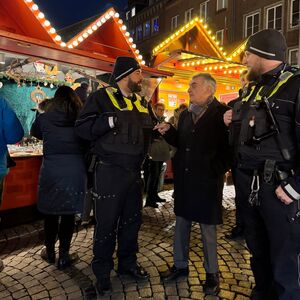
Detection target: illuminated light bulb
<box><xmin>125</xmin><ymin>32</ymin><xmax>130</xmax><ymax>37</ymax></box>
<box><xmin>68</xmin><ymin>45</ymin><xmax>73</xmax><ymax>49</ymax></box>
<box><xmin>83</xmin><ymin>32</ymin><xmax>88</xmax><ymax>38</ymax></box>
<box><xmin>234</xmin><ymin>70</ymin><xmax>237</xmax><ymax>73</ymax></box>
<box><xmin>216</xmin><ymin>41</ymin><xmax>220</xmax><ymax>45</ymax></box>
<box><xmin>171</xmin><ymin>35</ymin><xmax>175</xmax><ymax>39</ymax></box>
<box><xmin>101</xmin><ymin>17</ymin><xmax>106</xmax><ymax>23</ymax></box>
<box><xmin>96</xmin><ymin>21</ymin><xmax>102</xmax><ymax>27</ymax></box>
<box><xmin>135</xmin><ymin>50</ymin><xmax>140</xmax><ymax>54</ymax></box>
<box><xmin>214</xmin><ymin>66</ymin><xmax>217</xmax><ymax>70</ymax></box>
<box><xmin>220</xmin><ymin>47</ymin><xmax>223</xmax><ymax>51</ymax></box>
<box><xmin>87</xmin><ymin>28</ymin><xmax>93</xmax><ymax>34</ymax></box>
<box><xmin>200</xmin><ymin>19</ymin><xmax>203</xmax><ymax>23</ymax></box>
<box><xmin>25</xmin><ymin>0</ymin><xmax>33</xmax><ymax>3</ymax></box>
<box><xmin>191</xmin><ymin>62</ymin><xmax>195</xmax><ymax>66</ymax></box>
<box><xmin>185</xmin><ymin>24</ymin><xmax>189</xmax><ymax>29</ymax></box>
<box><xmin>60</xmin><ymin>42</ymin><xmax>66</xmax><ymax>47</ymax></box>
<box><xmin>220</xmin><ymin>66</ymin><xmax>223</xmax><ymax>69</ymax></box>
<box><xmin>208</xmin><ymin>30</ymin><xmax>211</xmax><ymax>35</ymax></box>
<box><xmin>38</xmin><ymin>12</ymin><xmax>44</xmax><ymax>19</ymax></box>
<box><xmin>239</xmin><ymin>69</ymin><xmax>243</xmax><ymax>73</ymax></box>
<box><xmin>118</xmin><ymin>19</ymin><xmax>123</xmax><ymax>24</ymax></box>
<box><xmin>105</xmin><ymin>14</ymin><xmax>110</xmax><ymax>19</ymax></box>
<box><xmin>187</xmin><ymin>63</ymin><xmax>190</xmax><ymax>67</ymax></box>
<box><xmin>242</xmin><ymin>45</ymin><xmax>245</xmax><ymax>50</ymax></box>
<box><xmin>180</xmin><ymin>28</ymin><xmax>184</xmax><ymax>32</ymax></box>
<box><xmin>109</xmin><ymin>11</ymin><xmax>114</xmax><ymax>16</ymax></box>
<box><xmin>72</xmin><ymin>40</ymin><xmax>78</xmax><ymax>47</ymax></box>
<box><xmin>175</xmin><ymin>32</ymin><xmax>179</xmax><ymax>36</ymax></box>
<box><xmin>204</xmin><ymin>67</ymin><xmax>208</xmax><ymax>71</ymax></box>
<box><xmin>92</xmin><ymin>25</ymin><xmax>97</xmax><ymax>31</ymax></box>
<box><xmin>203</xmin><ymin>24</ymin><xmax>208</xmax><ymax>29</ymax></box>
<box><xmin>55</xmin><ymin>35</ymin><xmax>61</xmax><ymax>41</ymax></box>
<box><xmin>141</xmin><ymin>60</ymin><xmax>145</xmax><ymax>65</ymax></box>
<box><xmin>138</xmin><ymin>55</ymin><xmax>143</xmax><ymax>60</ymax></box>
<box><xmin>44</xmin><ymin>20</ymin><xmax>50</xmax><ymax>27</ymax></box>
<box><xmin>224</xmin><ymin>71</ymin><xmax>227</xmax><ymax>74</ymax></box>
<box><xmin>182</xmin><ymin>63</ymin><xmax>186</xmax><ymax>67</ymax></box>
<box><xmin>132</xmin><ymin>44</ymin><xmax>136</xmax><ymax>49</ymax></box>
<box><xmin>114</xmin><ymin>13</ymin><xmax>120</xmax><ymax>18</ymax></box>
<box><xmin>223</xmin><ymin>52</ymin><xmax>227</xmax><ymax>55</ymax></box>
<box><xmin>121</xmin><ymin>25</ymin><xmax>127</xmax><ymax>31</ymax></box>
<box><xmin>212</xmin><ymin>36</ymin><xmax>215</xmax><ymax>40</ymax></box>
<box><xmin>49</xmin><ymin>27</ymin><xmax>56</xmax><ymax>34</ymax></box>
<box><xmin>197</xmin><ymin>61</ymin><xmax>200</xmax><ymax>65</ymax></box>
<box><xmin>195</xmin><ymin>17</ymin><xmax>199</xmax><ymax>21</ymax></box>
<box><xmin>229</xmin><ymin>70</ymin><xmax>232</xmax><ymax>74</ymax></box>
<box><xmin>233</xmin><ymin>52</ymin><xmax>237</xmax><ymax>57</ymax></box>
<box><xmin>129</xmin><ymin>37</ymin><xmax>133</xmax><ymax>43</ymax></box>
<box><xmin>209</xmin><ymin>67</ymin><xmax>212</xmax><ymax>70</ymax></box>
<box><xmin>32</xmin><ymin>4</ymin><xmax>38</xmax><ymax>10</ymax></box>
<box><xmin>78</xmin><ymin>36</ymin><xmax>84</xmax><ymax>42</ymax></box>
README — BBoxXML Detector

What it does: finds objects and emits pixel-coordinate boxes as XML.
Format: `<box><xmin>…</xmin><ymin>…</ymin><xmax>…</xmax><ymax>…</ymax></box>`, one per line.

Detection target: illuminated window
<box><xmin>143</xmin><ymin>20</ymin><xmax>151</xmax><ymax>37</ymax></box>
<box><xmin>131</xmin><ymin>7</ymin><xmax>136</xmax><ymax>17</ymax></box>
<box><xmin>152</xmin><ymin>17</ymin><xmax>159</xmax><ymax>34</ymax></box>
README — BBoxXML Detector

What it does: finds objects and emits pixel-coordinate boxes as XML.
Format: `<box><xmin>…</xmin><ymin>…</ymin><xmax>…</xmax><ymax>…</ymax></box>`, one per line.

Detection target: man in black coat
<box><xmin>75</xmin><ymin>57</ymin><xmax>153</xmax><ymax>295</ymax></box>
<box><xmin>155</xmin><ymin>73</ymin><xmax>231</xmax><ymax>296</ymax></box>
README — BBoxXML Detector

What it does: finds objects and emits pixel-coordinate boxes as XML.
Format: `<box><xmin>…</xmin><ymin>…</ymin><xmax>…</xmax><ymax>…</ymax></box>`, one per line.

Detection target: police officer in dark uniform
<box><xmin>225</xmin><ymin>29</ymin><xmax>300</xmax><ymax>300</ymax></box>
<box><xmin>75</xmin><ymin>57</ymin><xmax>153</xmax><ymax>295</ymax></box>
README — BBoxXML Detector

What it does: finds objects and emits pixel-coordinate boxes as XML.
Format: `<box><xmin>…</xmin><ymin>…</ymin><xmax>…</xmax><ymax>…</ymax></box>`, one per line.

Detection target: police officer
<box><xmin>225</xmin><ymin>29</ymin><xmax>300</xmax><ymax>300</ymax></box>
<box><xmin>75</xmin><ymin>57</ymin><xmax>152</xmax><ymax>295</ymax></box>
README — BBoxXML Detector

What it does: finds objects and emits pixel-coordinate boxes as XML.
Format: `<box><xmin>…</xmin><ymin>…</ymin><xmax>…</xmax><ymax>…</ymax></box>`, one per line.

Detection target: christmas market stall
<box><xmin>0</xmin><ymin>1</ymin><xmax>171</xmax><ymax>225</ymax></box>
<box><xmin>151</xmin><ymin>16</ymin><xmax>246</xmax><ymax>116</ymax></box>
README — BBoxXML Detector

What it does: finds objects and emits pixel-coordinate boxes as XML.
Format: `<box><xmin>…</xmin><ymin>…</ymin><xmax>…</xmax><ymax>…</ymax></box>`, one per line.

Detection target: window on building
<box><xmin>131</xmin><ymin>6</ymin><xmax>136</xmax><ymax>17</ymax></box>
<box><xmin>126</xmin><ymin>11</ymin><xmax>130</xmax><ymax>21</ymax></box>
<box><xmin>143</xmin><ymin>20</ymin><xmax>151</xmax><ymax>37</ymax></box>
<box><xmin>152</xmin><ymin>17</ymin><xmax>159</xmax><ymax>34</ymax></box>
<box><xmin>289</xmin><ymin>48</ymin><xmax>299</xmax><ymax>65</ymax></box>
<box><xmin>217</xmin><ymin>0</ymin><xmax>228</xmax><ymax>11</ymax></box>
<box><xmin>216</xmin><ymin>29</ymin><xmax>224</xmax><ymax>45</ymax></box>
<box><xmin>244</xmin><ymin>11</ymin><xmax>260</xmax><ymax>37</ymax></box>
<box><xmin>136</xmin><ymin>25</ymin><xmax>143</xmax><ymax>40</ymax></box>
<box><xmin>185</xmin><ymin>8</ymin><xmax>193</xmax><ymax>23</ymax></box>
<box><xmin>200</xmin><ymin>1</ymin><xmax>209</xmax><ymax>21</ymax></box>
<box><xmin>171</xmin><ymin>15</ymin><xmax>179</xmax><ymax>30</ymax></box>
<box><xmin>290</xmin><ymin>0</ymin><xmax>299</xmax><ymax>28</ymax></box>
<box><xmin>266</xmin><ymin>4</ymin><xmax>282</xmax><ymax>30</ymax></box>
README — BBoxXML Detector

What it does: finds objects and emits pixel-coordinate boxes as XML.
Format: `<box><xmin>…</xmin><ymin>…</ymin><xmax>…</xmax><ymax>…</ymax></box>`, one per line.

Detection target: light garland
<box><xmin>23</xmin><ymin>0</ymin><xmax>63</xmax><ymax>46</ymax></box>
<box><xmin>152</xmin><ymin>16</ymin><xmax>230</xmax><ymax>60</ymax></box>
<box><xmin>66</xmin><ymin>8</ymin><xmax>143</xmax><ymax>63</ymax></box>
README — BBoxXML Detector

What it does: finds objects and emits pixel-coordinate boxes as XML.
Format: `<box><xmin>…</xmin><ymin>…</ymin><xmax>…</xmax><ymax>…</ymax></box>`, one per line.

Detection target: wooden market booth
<box><xmin>151</xmin><ymin>17</ymin><xmax>246</xmax><ymax>114</ymax></box>
<box><xmin>0</xmin><ymin>1</ymin><xmax>171</xmax><ymax>225</ymax></box>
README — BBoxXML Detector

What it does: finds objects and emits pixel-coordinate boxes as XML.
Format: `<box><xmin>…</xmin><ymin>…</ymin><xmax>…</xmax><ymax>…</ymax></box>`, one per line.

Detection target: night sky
<box><xmin>35</xmin><ymin>0</ymin><xmax>128</xmax><ymax>29</ymax></box>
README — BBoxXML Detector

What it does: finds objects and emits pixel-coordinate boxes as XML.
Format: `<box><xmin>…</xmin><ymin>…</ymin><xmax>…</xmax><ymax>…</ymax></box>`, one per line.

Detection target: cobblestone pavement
<box><xmin>0</xmin><ymin>185</ymin><xmax>254</xmax><ymax>300</ymax></box>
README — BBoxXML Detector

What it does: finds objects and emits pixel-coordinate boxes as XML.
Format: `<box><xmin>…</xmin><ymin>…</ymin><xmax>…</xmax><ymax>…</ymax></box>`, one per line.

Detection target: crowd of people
<box><xmin>0</xmin><ymin>28</ymin><xmax>299</xmax><ymax>300</ymax></box>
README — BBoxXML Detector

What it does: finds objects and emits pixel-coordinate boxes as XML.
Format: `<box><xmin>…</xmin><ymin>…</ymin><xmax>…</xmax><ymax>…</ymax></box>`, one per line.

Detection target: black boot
<box><xmin>203</xmin><ymin>273</ymin><xmax>220</xmax><ymax>295</ymax></box>
<box><xmin>57</xmin><ymin>251</ymin><xmax>79</xmax><ymax>270</ymax></box>
<box><xmin>95</xmin><ymin>277</ymin><xmax>112</xmax><ymax>295</ymax></box>
<box><xmin>160</xmin><ymin>265</ymin><xmax>189</xmax><ymax>282</ymax></box>
<box><xmin>225</xmin><ymin>226</ymin><xmax>244</xmax><ymax>240</ymax></box>
<box><xmin>40</xmin><ymin>247</ymin><xmax>55</xmax><ymax>264</ymax></box>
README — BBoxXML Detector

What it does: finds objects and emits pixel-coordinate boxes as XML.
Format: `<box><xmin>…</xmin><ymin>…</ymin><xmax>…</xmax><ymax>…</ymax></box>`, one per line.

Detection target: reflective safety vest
<box><xmin>234</xmin><ymin>70</ymin><xmax>299</xmax><ymax>170</ymax></box>
<box><xmin>98</xmin><ymin>87</ymin><xmax>153</xmax><ymax>156</ymax></box>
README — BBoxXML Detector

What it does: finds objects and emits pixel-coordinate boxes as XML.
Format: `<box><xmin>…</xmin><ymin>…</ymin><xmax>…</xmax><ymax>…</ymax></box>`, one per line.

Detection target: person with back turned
<box><xmin>75</xmin><ymin>57</ymin><xmax>153</xmax><ymax>295</ymax></box>
<box><xmin>224</xmin><ymin>29</ymin><xmax>300</xmax><ymax>300</ymax></box>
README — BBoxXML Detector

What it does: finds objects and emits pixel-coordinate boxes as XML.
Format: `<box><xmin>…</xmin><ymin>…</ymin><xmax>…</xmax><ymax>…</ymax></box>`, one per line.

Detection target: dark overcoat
<box><xmin>164</xmin><ymin>99</ymin><xmax>230</xmax><ymax>224</ymax></box>
<box><xmin>31</xmin><ymin>101</ymin><xmax>86</xmax><ymax>215</ymax></box>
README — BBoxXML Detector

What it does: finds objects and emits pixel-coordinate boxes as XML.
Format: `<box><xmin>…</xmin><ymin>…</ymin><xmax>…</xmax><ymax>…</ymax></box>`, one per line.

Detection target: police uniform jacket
<box><xmin>75</xmin><ymin>87</ymin><xmax>153</xmax><ymax>170</ymax></box>
<box><xmin>232</xmin><ymin>64</ymin><xmax>300</xmax><ymax>201</ymax></box>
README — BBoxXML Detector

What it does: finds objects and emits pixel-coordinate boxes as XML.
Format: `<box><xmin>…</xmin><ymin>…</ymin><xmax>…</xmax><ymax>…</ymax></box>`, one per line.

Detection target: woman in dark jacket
<box><xmin>31</xmin><ymin>86</ymin><xmax>86</xmax><ymax>269</ymax></box>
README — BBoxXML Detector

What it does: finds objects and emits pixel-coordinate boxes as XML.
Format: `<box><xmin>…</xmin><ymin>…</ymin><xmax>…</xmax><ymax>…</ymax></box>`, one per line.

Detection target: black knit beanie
<box><xmin>112</xmin><ymin>56</ymin><xmax>141</xmax><ymax>82</ymax></box>
<box><xmin>245</xmin><ymin>29</ymin><xmax>287</xmax><ymax>61</ymax></box>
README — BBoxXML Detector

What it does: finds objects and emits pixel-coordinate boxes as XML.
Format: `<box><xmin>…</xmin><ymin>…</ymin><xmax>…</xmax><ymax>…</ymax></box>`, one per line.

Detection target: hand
<box><xmin>223</xmin><ymin>109</ymin><xmax>233</xmax><ymax>126</ymax></box>
<box><xmin>153</xmin><ymin>123</ymin><xmax>171</xmax><ymax>135</ymax></box>
<box><xmin>275</xmin><ymin>185</ymin><xmax>293</xmax><ymax>205</ymax></box>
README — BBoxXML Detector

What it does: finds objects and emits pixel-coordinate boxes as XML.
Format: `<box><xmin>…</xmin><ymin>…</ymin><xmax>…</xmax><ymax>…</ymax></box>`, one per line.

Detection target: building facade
<box><xmin>126</xmin><ymin>0</ymin><xmax>299</xmax><ymax>65</ymax></box>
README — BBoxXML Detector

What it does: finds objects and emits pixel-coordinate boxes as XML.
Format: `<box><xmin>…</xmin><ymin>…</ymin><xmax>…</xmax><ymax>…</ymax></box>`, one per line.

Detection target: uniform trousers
<box><xmin>174</xmin><ymin>216</ymin><xmax>218</xmax><ymax>273</ymax></box>
<box><xmin>91</xmin><ymin>162</ymin><xmax>143</xmax><ymax>280</ymax></box>
<box><xmin>235</xmin><ymin>168</ymin><xmax>300</xmax><ymax>300</ymax></box>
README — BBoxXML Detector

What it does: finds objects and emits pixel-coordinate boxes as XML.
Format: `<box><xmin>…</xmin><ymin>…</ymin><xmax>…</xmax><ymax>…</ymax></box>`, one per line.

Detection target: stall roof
<box><xmin>60</xmin><ymin>8</ymin><xmax>143</xmax><ymax>64</ymax></box>
<box><xmin>0</xmin><ymin>0</ymin><xmax>64</xmax><ymax>45</ymax></box>
<box><xmin>151</xmin><ymin>17</ymin><xmax>245</xmax><ymax>78</ymax></box>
